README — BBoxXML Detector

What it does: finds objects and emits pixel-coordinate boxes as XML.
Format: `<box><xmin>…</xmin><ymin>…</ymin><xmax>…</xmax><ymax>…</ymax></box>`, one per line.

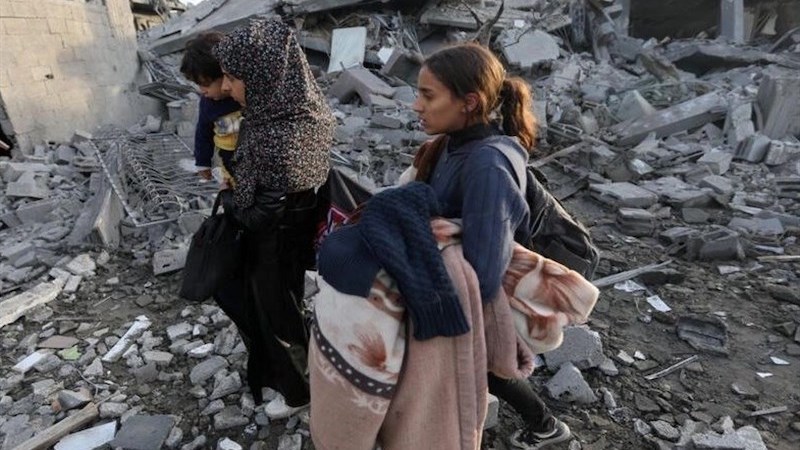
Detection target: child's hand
<box><xmin>198</xmin><ymin>169</ymin><xmax>213</xmax><ymax>180</ymax></box>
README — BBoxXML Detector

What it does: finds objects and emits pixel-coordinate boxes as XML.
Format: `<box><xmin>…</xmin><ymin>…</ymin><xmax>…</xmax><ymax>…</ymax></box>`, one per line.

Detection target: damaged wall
<box><xmin>630</xmin><ymin>0</ymin><xmax>800</xmax><ymax>40</ymax></box>
<box><xmin>0</xmin><ymin>0</ymin><xmax>160</xmax><ymax>152</ymax></box>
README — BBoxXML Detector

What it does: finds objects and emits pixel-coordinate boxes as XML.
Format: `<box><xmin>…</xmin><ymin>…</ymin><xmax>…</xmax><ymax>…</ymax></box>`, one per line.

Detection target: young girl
<box><xmin>309</xmin><ymin>43</ymin><xmax>595</xmax><ymax>450</ymax></box>
<box><xmin>212</xmin><ymin>18</ymin><xmax>335</xmax><ymax>419</ymax></box>
<box><xmin>410</xmin><ymin>42</ymin><xmax>571</xmax><ymax>450</ymax></box>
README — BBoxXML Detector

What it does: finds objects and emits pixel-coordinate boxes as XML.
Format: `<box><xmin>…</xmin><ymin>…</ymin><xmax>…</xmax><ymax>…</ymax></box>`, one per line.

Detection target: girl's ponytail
<box><xmin>499</xmin><ymin>77</ymin><xmax>536</xmax><ymax>152</ymax></box>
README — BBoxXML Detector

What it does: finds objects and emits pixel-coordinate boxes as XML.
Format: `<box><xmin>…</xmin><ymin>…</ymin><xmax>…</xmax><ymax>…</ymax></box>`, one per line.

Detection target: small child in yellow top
<box><xmin>180</xmin><ymin>31</ymin><xmax>241</xmax><ymax>184</ymax></box>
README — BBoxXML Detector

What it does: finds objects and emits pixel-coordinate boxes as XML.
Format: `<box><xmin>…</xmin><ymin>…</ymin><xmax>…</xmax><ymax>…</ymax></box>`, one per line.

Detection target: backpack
<box><xmin>490</xmin><ymin>139</ymin><xmax>600</xmax><ymax>279</ymax></box>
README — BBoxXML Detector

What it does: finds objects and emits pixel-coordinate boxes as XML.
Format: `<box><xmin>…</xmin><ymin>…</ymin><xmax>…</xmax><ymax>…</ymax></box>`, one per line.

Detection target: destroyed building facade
<box><xmin>0</xmin><ymin>0</ymin><xmax>161</xmax><ymax>152</ymax></box>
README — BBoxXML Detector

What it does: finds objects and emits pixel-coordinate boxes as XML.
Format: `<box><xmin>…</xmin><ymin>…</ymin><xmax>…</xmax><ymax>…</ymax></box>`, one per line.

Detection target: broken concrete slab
<box><xmin>102</xmin><ymin>316</ymin><xmax>152</xmax><ymax>362</ymax></box>
<box><xmin>612</xmin><ymin>92</ymin><xmax>728</xmax><ymax>145</ymax></box>
<box><xmin>700</xmin><ymin>175</ymin><xmax>734</xmax><ymax>195</ymax></box>
<box><xmin>590</xmin><ymin>182</ymin><xmax>659</xmax><ymax>208</ymax></box>
<box><xmin>617</xmin><ymin>208</ymin><xmax>656</xmax><ymax>237</ymax></box>
<box><xmin>380</xmin><ymin>48</ymin><xmax>422</xmax><ymax>86</ymax></box>
<box><xmin>327</xmin><ymin>27</ymin><xmax>367</xmax><ymax>73</ymax></box>
<box><xmin>152</xmin><ymin>245</ymin><xmax>188</xmax><ymax>275</ymax></box>
<box><xmin>685</xmin><ymin>227</ymin><xmax>745</xmax><ymax>261</ymax></box>
<box><xmin>66</xmin><ymin>254</ymin><xmax>96</xmax><ymax>276</ymax></box>
<box><xmin>38</xmin><ymin>335</ymin><xmax>79</xmax><ymax>349</ymax></box>
<box><xmin>697</xmin><ymin>149</ymin><xmax>733</xmax><ymax>175</ymax></box>
<box><xmin>15</xmin><ymin>199</ymin><xmax>59</xmax><ymax>224</ymax></box>
<box><xmin>500</xmin><ymin>29</ymin><xmax>560</xmax><ymax>70</ymax></box>
<box><xmin>764</xmin><ymin>139</ymin><xmax>800</xmax><ymax>166</ymax></box>
<box><xmin>53</xmin><ymin>420</ymin><xmax>117</xmax><ymax>450</ymax></box>
<box><xmin>640</xmin><ymin>177</ymin><xmax>711</xmax><ymax>207</ymax></box>
<box><xmin>735</xmin><ymin>134</ymin><xmax>771</xmax><ymax>163</ymax></box>
<box><xmin>6</xmin><ymin>171</ymin><xmax>50</xmax><ymax>199</ymax></box>
<box><xmin>13</xmin><ymin>350</ymin><xmax>52</xmax><ymax>374</ymax></box>
<box><xmin>0</xmin><ymin>280</ymin><xmax>64</xmax><ymax>329</ymax></box>
<box><xmin>616</xmin><ymin>90</ymin><xmax>656</xmax><ymax>122</ymax></box>
<box><xmin>109</xmin><ymin>414</ymin><xmax>175</xmax><ymax>450</ymax></box>
<box><xmin>677</xmin><ymin>315</ymin><xmax>729</xmax><ymax>355</ymax></box>
<box><xmin>545</xmin><ymin>361</ymin><xmax>597</xmax><ymax>404</ymax></box>
<box><xmin>728</xmin><ymin>217</ymin><xmax>784</xmax><ymax>236</ymax></box>
<box><xmin>725</xmin><ymin>102</ymin><xmax>755</xmax><ymax>148</ymax></box>
<box><xmin>544</xmin><ymin>326</ymin><xmax>605</xmax><ymax>370</ymax></box>
<box><xmin>328</xmin><ymin>67</ymin><xmax>396</xmax><ymax>105</ymax></box>
<box><xmin>757</xmin><ymin>70</ymin><xmax>800</xmax><ymax>139</ymax></box>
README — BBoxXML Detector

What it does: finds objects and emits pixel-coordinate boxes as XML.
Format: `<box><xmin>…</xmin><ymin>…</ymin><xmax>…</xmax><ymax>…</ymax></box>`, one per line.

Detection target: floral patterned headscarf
<box><xmin>214</xmin><ymin>18</ymin><xmax>333</xmax><ymax>207</ymax></box>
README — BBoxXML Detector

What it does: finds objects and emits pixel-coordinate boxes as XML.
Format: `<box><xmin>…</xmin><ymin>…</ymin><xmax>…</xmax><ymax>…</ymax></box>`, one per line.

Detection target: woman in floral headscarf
<box><xmin>212</xmin><ymin>18</ymin><xmax>335</xmax><ymax>419</ymax></box>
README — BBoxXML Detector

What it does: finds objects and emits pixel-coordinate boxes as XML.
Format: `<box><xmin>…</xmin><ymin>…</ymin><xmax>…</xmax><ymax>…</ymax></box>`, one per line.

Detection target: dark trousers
<box><xmin>488</xmin><ymin>373</ymin><xmax>553</xmax><ymax>432</ymax></box>
<box><xmin>214</xmin><ymin>189</ymin><xmax>318</xmax><ymax>407</ymax></box>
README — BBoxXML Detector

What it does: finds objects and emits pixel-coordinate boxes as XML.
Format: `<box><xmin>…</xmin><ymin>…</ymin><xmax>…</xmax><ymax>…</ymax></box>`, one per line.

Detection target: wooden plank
<box><xmin>14</xmin><ymin>402</ymin><xmax>99</xmax><ymax>450</ymax></box>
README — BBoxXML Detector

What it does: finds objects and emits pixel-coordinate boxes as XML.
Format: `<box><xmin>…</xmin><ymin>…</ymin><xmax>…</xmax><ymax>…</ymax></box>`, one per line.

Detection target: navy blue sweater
<box><xmin>194</xmin><ymin>96</ymin><xmax>241</xmax><ymax>168</ymax></box>
<box><xmin>428</xmin><ymin>124</ymin><xmax>530</xmax><ymax>301</ymax></box>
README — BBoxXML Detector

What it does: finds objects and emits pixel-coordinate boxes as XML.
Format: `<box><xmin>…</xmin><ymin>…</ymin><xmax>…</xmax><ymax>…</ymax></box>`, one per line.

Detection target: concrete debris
<box><xmin>545</xmin><ymin>362</ymin><xmax>598</xmax><ymax>404</ymax></box>
<box><xmin>612</xmin><ymin>92</ymin><xmax>728</xmax><ymax>145</ymax></box>
<box><xmin>500</xmin><ymin>29</ymin><xmax>560</xmax><ymax>70</ymax></box>
<box><xmin>0</xmin><ymin>1</ymin><xmax>795</xmax><ymax>449</ymax></box>
<box><xmin>677</xmin><ymin>315</ymin><xmax>729</xmax><ymax>355</ymax></box>
<box><xmin>543</xmin><ymin>325</ymin><xmax>605</xmax><ymax>370</ymax></box>
<box><xmin>110</xmin><ymin>415</ymin><xmax>175</xmax><ymax>450</ymax></box>
<box><xmin>53</xmin><ymin>420</ymin><xmax>117</xmax><ymax>450</ymax></box>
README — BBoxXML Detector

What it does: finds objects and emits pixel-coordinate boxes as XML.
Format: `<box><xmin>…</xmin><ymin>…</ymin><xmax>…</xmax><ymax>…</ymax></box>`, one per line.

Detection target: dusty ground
<box><xmin>5</xmin><ymin>181</ymin><xmax>796</xmax><ymax>449</ymax></box>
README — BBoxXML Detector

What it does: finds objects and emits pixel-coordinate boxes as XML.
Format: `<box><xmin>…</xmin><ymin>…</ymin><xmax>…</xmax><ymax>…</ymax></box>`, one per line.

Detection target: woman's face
<box><xmin>412</xmin><ymin>66</ymin><xmax>468</xmax><ymax>135</ymax></box>
<box><xmin>221</xmin><ymin>71</ymin><xmax>246</xmax><ymax>106</ymax></box>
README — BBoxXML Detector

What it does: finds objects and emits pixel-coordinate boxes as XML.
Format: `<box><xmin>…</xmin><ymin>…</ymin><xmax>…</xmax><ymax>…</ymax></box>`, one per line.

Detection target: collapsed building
<box><xmin>1</xmin><ymin>0</ymin><xmax>800</xmax><ymax>449</ymax></box>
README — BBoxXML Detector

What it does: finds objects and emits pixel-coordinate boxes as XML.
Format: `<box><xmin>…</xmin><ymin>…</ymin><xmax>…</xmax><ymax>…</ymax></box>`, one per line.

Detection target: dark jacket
<box><xmin>217</xmin><ymin>187</ymin><xmax>317</xmax><ymax>405</ymax></box>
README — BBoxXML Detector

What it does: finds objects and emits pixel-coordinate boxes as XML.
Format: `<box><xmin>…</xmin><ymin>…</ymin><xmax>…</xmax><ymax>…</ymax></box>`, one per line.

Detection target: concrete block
<box><xmin>686</xmin><ymin>227</ymin><xmax>744</xmax><ymax>261</ymax></box>
<box><xmin>500</xmin><ymin>29</ymin><xmax>560</xmax><ymax>70</ymax></box>
<box><xmin>728</xmin><ymin>217</ymin><xmax>784</xmax><ymax>236</ymax></box>
<box><xmin>152</xmin><ymin>245</ymin><xmax>188</xmax><ymax>275</ymax></box>
<box><xmin>590</xmin><ymin>182</ymin><xmax>659</xmax><ymax>208</ymax></box>
<box><xmin>700</xmin><ymin>175</ymin><xmax>734</xmax><ymax>195</ymax></box>
<box><xmin>15</xmin><ymin>199</ymin><xmax>59</xmax><ymax>224</ymax></box>
<box><xmin>545</xmin><ymin>361</ymin><xmax>597</xmax><ymax>404</ymax></box>
<box><xmin>55</xmin><ymin>145</ymin><xmax>76</xmax><ymax>164</ymax></box>
<box><xmin>66</xmin><ymin>253</ymin><xmax>96</xmax><ymax>276</ymax></box>
<box><xmin>640</xmin><ymin>176</ymin><xmax>712</xmax><ymax>207</ymax></box>
<box><xmin>764</xmin><ymin>140</ymin><xmax>800</xmax><ymax>166</ymax></box>
<box><xmin>720</xmin><ymin>0</ymin><xmax>745</xmax><ymax>43</ymax></box>
<box><xmin>543</xmin><ymin>326</ymin><xmax>605</xmax><ymax>370</ymax></box>
<box><xmin>725</xmin><ymin>103</ymin><xmax>754</xmax><ymax>148</ymax></box>
<box><xmin>0</xmin><ymin>281</ymin><xmax>63</xmax><ymax>329</ymax></box>
<box><xmin>697</xmin><ymin>150</ymin><xmax>733</xmax><ymax>175</ymax></box>
<box><xmin>0</xmin><ymin>241</ymin><xmax>34</xmax><ymax>265</ymax></box>
<box><xmin>612</xmin><ymin>92</ymin><xmax>728</xmax><ymax>145</ymax></box>
<box><xmin>616</xmin><ymin>90</ymin><xmax>656</xmax><ymax>122</ymax></box>
<box><xmin>53</xmin><ymin>420</ymin><xmax>117</xmax><ymax>450</ymax></box>
<box><xmin>617</xmin><ymin>208</ymin><xmax>656</xmax><ymax>237</ymax></box>
<box><xmin>5</xmin><ymin>171</ymin><xmax>50</xmax><ymax>199</ymax></box>
<box><xmin>735</xmin><ymin>134</ymin><xmax>770</xmax><ymax>163</ymax></box>
<box><xmin>484</xmin><ymin>394</ymin><xmax>499</xmax><ymax>430</ymax></box>
<box><xmin>775</xmin><ymin>176</ymin><xmax>800</xmax><ymax>200</ymax></box>
<box><xmin>109</xmin><ymin>414</ymin><xmax>175</xmax><ymax>450</ymax></box>
<box><xmin>757</xmin><ymin>71</ymin><xmax>800</xmax><ymax>139</ymax></box>
<box><xmin>327</xmin><ymin>27</ymin><xmax>367</xmax><ymax>73</ymax></box>
<box><xmin>328</xmin><ymin>67</ymin><xmax>396</xmax><ymax>105</ymax></box>
<box><xmin>0</xmin><ymin>211</ymin><xmax>22</xmax><ymax>228</ymax></box>
<box><xmin>380</xmin><ymin>48</ymin><xmax>421</xmax><ymax>86</ymax></box>
<box><xmin>13</xmin><ymin>350</ymin><xmax>51</xmax><ymax>374</ymax></box>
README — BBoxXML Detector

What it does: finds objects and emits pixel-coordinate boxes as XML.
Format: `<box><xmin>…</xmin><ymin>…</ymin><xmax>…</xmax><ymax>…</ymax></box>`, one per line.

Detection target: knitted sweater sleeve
<box><xmin>460</xmin><ymin>149</ymin><xmax>528</xmax><ymax>301</ymax></box>
<box><xmin>194</xmin><ymin>98</ymin><xmax>216</xmax><ymax>169</ymax></box>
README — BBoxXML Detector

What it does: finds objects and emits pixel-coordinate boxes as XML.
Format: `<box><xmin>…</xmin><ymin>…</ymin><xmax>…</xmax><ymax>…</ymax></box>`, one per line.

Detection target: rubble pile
<box><xmin>2</xmin><ymin>0</ymin><xmax>800</xmax><ymax>449</ymax></box>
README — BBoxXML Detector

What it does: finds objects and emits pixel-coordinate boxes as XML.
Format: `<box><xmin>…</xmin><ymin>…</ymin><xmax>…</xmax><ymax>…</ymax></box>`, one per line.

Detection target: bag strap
<box><xmin>211</xmin><ymin>192</ymin><xmax>223</xmax><ymax>216</ymax></box>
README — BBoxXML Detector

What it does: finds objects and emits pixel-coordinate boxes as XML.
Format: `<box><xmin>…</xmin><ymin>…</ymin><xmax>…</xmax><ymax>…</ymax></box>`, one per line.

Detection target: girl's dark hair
<box><xmin>180</xmin><ymin>31</ymin><xmax>225</xmax><ymax>84</ymax></box>
<box><xmin>423</xmin><ymin>43</ymin><xmax>536</xmax><ymax>152</ymax></box>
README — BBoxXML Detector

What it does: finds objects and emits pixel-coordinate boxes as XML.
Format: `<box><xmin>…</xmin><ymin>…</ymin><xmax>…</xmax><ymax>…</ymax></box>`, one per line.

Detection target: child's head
<box><xmin>181</xmin><ymin>31</ymin><xmax>228</xmax><ymax>100</ymax></box>
<box><xmin>413</xmin><ymin>43</ymin><xmax>536</xmax><ymax>151</ymax></box>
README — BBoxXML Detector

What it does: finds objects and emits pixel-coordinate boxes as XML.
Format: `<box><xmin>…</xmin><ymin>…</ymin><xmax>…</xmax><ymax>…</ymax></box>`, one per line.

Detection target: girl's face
<box><xmin>412</xmin><ymin>66</ymin><xmax>469</xmax><ymax>135</ymax></box>
<box><xmin>221</xmin><ymin>71</ymin><xmax>246</xmax><ymax>106</ymax></box>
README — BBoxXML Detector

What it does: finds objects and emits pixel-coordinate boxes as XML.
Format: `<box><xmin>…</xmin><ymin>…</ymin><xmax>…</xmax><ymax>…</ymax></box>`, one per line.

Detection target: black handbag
<box><xmin>179</xmin><ymin>193</ymin><xmax>243</xmax><ymax>302</ymax></box>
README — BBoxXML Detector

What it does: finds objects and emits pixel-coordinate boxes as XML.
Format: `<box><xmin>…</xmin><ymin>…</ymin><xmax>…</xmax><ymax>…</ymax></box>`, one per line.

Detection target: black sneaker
<box><xmin>509</xmin><ymin>418</ymin><xmax>572</xmax><ymax>449</ymax></box>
